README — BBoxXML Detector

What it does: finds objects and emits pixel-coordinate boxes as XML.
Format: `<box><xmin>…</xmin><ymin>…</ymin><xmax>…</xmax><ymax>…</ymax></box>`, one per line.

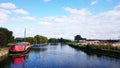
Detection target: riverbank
<box><xmin>69</xmin><ymin>43</ymin><xmax>120</xmax><ymax>58</ymax></box>
<box><xmin>0</xmin><ymin>47</ymin><xmax>9</xmax><ymax>61</ymax></box>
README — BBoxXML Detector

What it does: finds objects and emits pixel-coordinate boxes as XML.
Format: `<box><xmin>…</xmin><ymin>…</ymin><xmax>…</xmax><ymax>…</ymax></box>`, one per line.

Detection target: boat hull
<box><xmin>9</xmin><ymin>48</ymin><xmax>30</xmax><ymax>54</ymax></box>
<box><xmin>9</xmin><ymin>42</ymin><xmax>31</xmax><ymax>54</ymax></box>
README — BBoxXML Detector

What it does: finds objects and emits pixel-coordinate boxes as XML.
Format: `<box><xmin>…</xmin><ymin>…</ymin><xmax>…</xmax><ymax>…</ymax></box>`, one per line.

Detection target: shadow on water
<box><xmin>0</xmin><ymin>52</ymin><xmax>30</xmax><ymax>68</ymax></box>
<box><xmin>70</xmin><ymin>46</ymin><xmax>120</xmax><ymax>59</ymax></box>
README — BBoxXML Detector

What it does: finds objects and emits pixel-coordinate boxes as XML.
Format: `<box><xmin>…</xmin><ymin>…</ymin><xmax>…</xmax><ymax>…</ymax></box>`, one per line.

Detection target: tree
<box><xmin>40</xmin><ymin>36</ymin><xmax>48</xmax><ymax>43</ymax></box>
<box><xmin>25</xmin><ymin>37</ymin><xmax>37</xmax><ymax>44</ymax></box>
<box><xmin>58</xmin><ymin>38</ymin><xmax>71</xmax><ymax>44</ymax></box>
<box><xmin>49</xmin><ymin>38</ymin><xmax>58</xmax><ymax>43</ymax></box>
<box><xmin>74</xmin><ymin>35</ymin><xmax>82</xmax><ymax>42</ymax></box>
<box><xmin>34</xmin><ymin>35</ymin><xmax>40</xmax><ymax>44</ymax></box>
<box><xmin>0</xmin><ymin>32</ymin><xmax>6</xmax><ymax>46</ymax></box>
<box><xmin>0</xmin><ymin>27</ymin><xmax>14</xmax><ymax>46</ymax></box>
<box><xmin>34</xmin><ymin>35</ymin><xmax>48</xmax><ymax>44</ymax></box>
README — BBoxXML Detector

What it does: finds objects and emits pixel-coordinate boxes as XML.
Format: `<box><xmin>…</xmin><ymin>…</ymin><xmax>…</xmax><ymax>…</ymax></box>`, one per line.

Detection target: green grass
<box><xmin>69</xmin><ymin>42</ymin><xmax>120</xmax><ymax>51</ymax></box>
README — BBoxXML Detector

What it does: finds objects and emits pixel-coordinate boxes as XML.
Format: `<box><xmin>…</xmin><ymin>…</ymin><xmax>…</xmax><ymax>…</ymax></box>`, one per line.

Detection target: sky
<box><xmin>0</xmin><ymin>0</ymin><xmax>120</xmax><ymax>40</ymax></box>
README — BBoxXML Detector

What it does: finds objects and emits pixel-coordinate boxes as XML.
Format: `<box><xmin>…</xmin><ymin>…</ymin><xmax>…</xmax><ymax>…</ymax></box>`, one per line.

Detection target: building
<box><xmin>15</xmin><ymin>38</ymin><xmax>24</xmax><ymax>42</ymax></box>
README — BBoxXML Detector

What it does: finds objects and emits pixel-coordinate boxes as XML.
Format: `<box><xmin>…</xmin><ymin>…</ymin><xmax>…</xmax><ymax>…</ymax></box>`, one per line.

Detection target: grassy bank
<box><xmin>69</xmin><ymin>43</ymin><xmax>120</xmax><ymax>58</ymax></box>
<box><xmin>0</xmin><ymin>44</ymin><xmax>14</xmax><ymax>62</ymax></box>
<box><xmin>0</xmin><ymin>47</ymin><xmax>9</xmax><ymax>62</ymax></box>
<box><xmin>69</xmin><ymin>42</ymin><xmax>120</xmax><ymax>50</ymax></box>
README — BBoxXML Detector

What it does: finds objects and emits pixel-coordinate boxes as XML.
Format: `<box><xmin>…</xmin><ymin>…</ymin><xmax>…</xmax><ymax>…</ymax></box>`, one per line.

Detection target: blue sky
<box><xmin>0</xmin><ymin>0</ymin><xmax>120</xmax><ymax>40</ymax></box>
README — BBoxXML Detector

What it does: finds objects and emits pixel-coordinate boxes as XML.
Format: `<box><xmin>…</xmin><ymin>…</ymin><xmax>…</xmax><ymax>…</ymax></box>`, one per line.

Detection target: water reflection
<box><xmin>30</xmin><ymin>45</ymin><xmax>48</xmax><ymax>53</ymax></box>
<box><xmin>70</xmin><ymin>46</ymin><xmax>120</xmax><ymax>59</ymax></box>
<box><xmin>13</xmin><ymin>56</ymin><xmax>24</xmax><ymax>64</ymax></box>
<box><xmin>11</xmin><ymin>53</ymin><xmax>29</xmax><ymax>64</ymax></box>
<box><xmin>30</xmin><ymin>48</ymin><xmax>47</xmax><ymax>52</ymax></box>
<box><xmin>0</xmin><ymin>52</ymin><xmax>30</xmax><ymax>68</ymax></box>
<box><xmin>0</xmin><ymin>54</ymin><xmax>8</xmax><ymax>62</ymax></box>
<box><xmin>0</xmin><ymin>44</ymin><xmax>120</xmax><ymax>68</ymax></box>
<box><xmin>10</xmin><ymin>52</ymin><xmax>29</xmax><ymax>68</ymax></box>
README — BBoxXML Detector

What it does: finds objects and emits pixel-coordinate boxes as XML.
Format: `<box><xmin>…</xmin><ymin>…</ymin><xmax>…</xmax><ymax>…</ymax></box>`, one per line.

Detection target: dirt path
<box><xmin>0</xmin><ymin>47</ymin><xmax>9</xmax><ymax>60</ymax></box>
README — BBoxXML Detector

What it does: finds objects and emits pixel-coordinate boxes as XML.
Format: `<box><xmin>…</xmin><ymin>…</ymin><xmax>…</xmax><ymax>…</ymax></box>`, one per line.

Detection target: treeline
<box><xmin>74</xmin><ymin>35</ymin><xmax>86</xmax><ymax>42</ymax></box>
<box><xmin>58</xmin><ymin>38</ymin><xmax>72</xmax><ymax>44</ymax></box>
<box><xmin>0</xmin><ymin>27</ymin><xmax>72</xmax><ymax>46</ymax></box>
<box><xmin>25</xmin><ymin>35</ymin><xmax>48</xmax><ymax>44</ymax></box>
<box><xmin>25</xmin><ymin>36</ymin><xmax>72</xmax><ymax>44</ymax></box>
<box><xmin>0</xmin><ymin>27</ymin><xmax>14</xmax><ymax>46</ymax></box>
<box><xmin>48</xmin><ymin>38</ymin><xmax>72</xmax><ymax>44</ymax></box>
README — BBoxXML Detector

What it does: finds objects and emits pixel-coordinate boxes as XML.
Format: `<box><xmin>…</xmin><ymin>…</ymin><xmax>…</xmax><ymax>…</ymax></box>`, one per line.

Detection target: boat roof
<box><xmin>15</xmin><ymin>42</ymin><xmax>30</xmax><ymax>46</ymax></box>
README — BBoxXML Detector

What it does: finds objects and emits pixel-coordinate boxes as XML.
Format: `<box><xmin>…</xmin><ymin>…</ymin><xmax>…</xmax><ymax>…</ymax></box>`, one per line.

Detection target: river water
<box><xmin>0</xmin><ymin>44</ymin><xmax>120</xmax><ymax>68</ymax></box>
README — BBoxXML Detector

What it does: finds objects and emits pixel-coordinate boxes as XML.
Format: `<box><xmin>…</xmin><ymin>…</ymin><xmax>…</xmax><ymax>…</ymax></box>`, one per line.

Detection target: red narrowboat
<box><xmin>9</xmin><ymin>42</ymin><xmax>30</xmax><ymax>54</ymax></box>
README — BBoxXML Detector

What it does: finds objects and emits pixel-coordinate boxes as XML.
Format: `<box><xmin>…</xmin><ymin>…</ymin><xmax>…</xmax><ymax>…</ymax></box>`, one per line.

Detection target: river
<box><xmin>0</xmin><ymin>44</ymin><xmax>120</xmax><ymax>68</ymax></box>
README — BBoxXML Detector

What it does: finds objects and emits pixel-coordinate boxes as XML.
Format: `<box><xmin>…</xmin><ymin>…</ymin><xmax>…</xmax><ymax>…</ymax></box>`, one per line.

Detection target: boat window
<box><xmin>15</xmin><ymin>43</ymin><xmax>27</xmax><ymax>46</ymax></box>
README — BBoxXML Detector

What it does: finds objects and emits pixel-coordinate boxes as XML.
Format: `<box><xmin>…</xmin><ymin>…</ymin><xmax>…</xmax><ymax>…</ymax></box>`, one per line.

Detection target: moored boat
<box><xmin>9</xmin><ymin>42</ymin><xmax>30</xmax><ymax>54</ymax></box>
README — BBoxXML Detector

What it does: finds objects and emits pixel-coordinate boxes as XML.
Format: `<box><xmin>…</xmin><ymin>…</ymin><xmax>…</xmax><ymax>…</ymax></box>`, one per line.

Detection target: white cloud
<box><xmin>43</xmin><ymin>0</ymin><xmax>51</xmax><ymax>2</ymax></box>
<box><xmin>22</xmin><ymin>16</ymin><xmax>36</xmax><ymax>20</ymax></box>
<box><xmin>37</xmin><ymin>4</ymin><xmax>120</xmax><ymax>39</ymax></box>
<box><xmin>38</xmin><ymin>21</ymin><xmax>51</xmax><ymax>26</ymax></box>
<box><xmin>40</xmin><ymin>16</ymin><xmax>66</xmax><ymax>23</ymax></box>
<box><xmin>1</xmin><ymin>2</ymin><xmax>120</xmax><ymax>39</ymax></box>
<box><xmin>0</xmin><ymin>2</ymin><xmax>16</xmax><ymax>9</ymax></box>
<box><xmin>10</xmin><ymin>16</ymin><xmax>36</xmax><ymax>22</ymax></box>
<box><xmin>12</xmin><ymin>9</ymin><xmax>29</xmax><ymax>15</ymax></box>
<box><xmin>90</xmin><ymin>0</ymin><xmax>97</xmax><ymax>6</ymax></box>
<box><xmin>0</xmin><ymin>2</ymin><xmax>35</xmax><ymax>24</ymax></box>
<box><xmin>0</xmin><ymin>8</ymin><xmax>11</xmax><ymax>14</ymax></box>
<box><xmin>0</xmin><ymin>8</ymin><xmax>11</xmax><ymax>23</ymax></box>
<box><xmin>0</xmin><ymin>13</ymin><xmax>8</xmax><ymax>23</ymax></box>
<box><xmin>64</xmin><ymin>7</ymin><xmax>91</xmax><ymax>16</ymax></box>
